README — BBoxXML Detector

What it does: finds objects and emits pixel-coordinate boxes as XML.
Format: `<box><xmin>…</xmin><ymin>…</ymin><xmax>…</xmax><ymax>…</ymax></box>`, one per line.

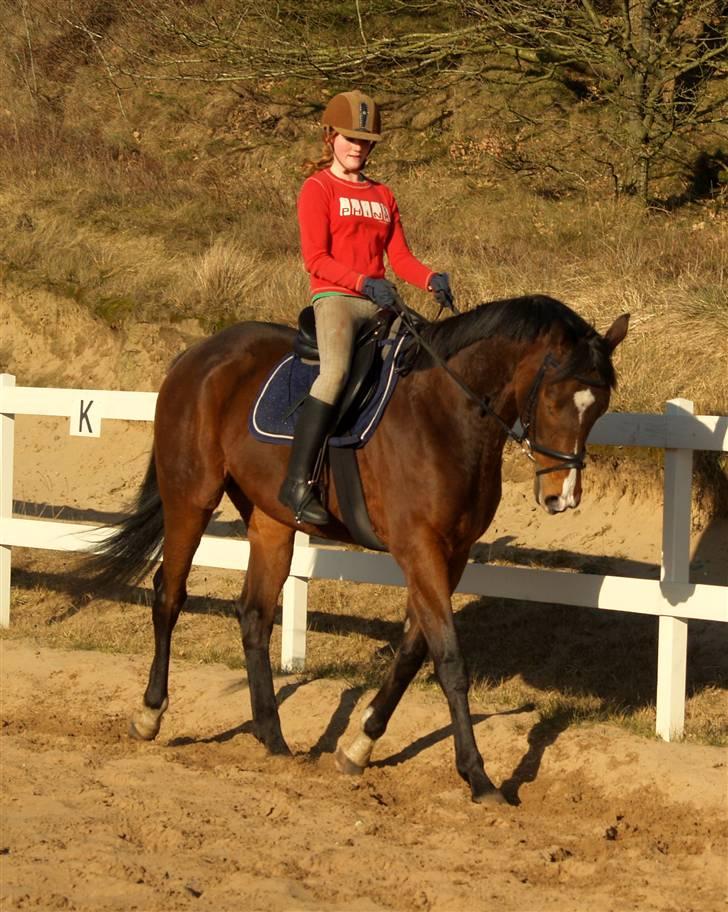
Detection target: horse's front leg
<box><xmin>237</xmin><ymin>509</ymin><xmax>295</xmax><ymax>755</ymax></box>
<box><xmin>335</xmin><ymin>603</ymin><xmax>429</xmax><ymax>774</ymax></box>
<box><xmin>402</xmin><ymin>540</ymin><xmax>506</xmax><ymax>804</ymax></box>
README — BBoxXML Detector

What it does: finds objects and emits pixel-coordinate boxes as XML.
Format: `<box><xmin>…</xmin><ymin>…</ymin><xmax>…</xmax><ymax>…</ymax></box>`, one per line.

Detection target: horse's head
<box><xmin>515</xmin><ymin>313</ymin><xmax>629</xmax><ymax>514</ymax></box>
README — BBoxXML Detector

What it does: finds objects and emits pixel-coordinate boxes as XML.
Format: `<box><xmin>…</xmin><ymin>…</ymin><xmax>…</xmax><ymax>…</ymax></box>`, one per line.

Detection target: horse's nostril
<box><xmin>544</xmin><ymin>495</ymin><xmax>562</xmax><ymax>513</ymax></box>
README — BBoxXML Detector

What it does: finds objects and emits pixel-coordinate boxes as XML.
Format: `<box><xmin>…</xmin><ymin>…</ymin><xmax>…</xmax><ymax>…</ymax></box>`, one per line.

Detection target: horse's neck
<box><xmin>397</xmin><ymin>337</ymin><xmax>525</xmax><ymax>477</ymax></box>
<box><xmin>398</xmin><ymin>337</ymin><xmax>531</xmax><ymax>542</ymax></box>
<box><xmin>446</xmin><ymin>336</ymin><xmax>525</xmax><ymax>426</ymax></box>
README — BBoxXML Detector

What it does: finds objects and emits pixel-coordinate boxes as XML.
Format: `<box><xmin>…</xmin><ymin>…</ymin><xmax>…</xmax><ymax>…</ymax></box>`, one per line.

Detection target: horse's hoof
<box><xmin>334</xmin><ymin>746</ymin><xmax>365</xmax><ymax>776</ymax></box>
<box><xmin>267</xmin><ymin>739</ymin><xmax>292</xmax><ymax>757</ymax></box>
<box><xmin>128</xmin><ymin>719</ymin><xmax>154</xmax><ymax>741</ymax></box>
<box><xmin>472</xmin><ymin>787</ymin><xmax>509</xmax><ymax>807</ymax></box>
<box><xmin>128</xmin><ymin>698</ymin><xmax>168</xmax><ymax>741</ymax></box>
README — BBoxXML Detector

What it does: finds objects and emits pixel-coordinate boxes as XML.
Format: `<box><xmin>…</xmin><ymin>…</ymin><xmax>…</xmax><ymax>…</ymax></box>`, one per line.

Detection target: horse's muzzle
<box><xmin>535</xmin><ymin>473</ymin><xmax>582</xmax><ymax>514</ymax></box>
<box><xmin>543</xmin><ymin>494</ymin><xmax>575</xmax><ymax>514</ymax></box>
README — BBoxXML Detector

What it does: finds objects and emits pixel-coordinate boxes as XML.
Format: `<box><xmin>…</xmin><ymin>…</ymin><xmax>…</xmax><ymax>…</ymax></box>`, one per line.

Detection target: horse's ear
<box><xmin>603</xmin><ymin>313</ymin><xmax>629</xmax><ymax>352</ymax></box>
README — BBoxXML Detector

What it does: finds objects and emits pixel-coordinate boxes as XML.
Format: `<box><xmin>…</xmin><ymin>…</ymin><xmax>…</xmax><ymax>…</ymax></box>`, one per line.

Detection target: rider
<box><xmin>278</xmin><ymin>89</ymin><xmax>454</xmax><ymax>525</ymax></box>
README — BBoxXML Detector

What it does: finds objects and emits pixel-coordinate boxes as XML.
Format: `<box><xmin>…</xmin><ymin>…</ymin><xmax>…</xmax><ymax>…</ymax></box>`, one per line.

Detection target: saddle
<box><xmin>293</xmin><ymin>305</ymin><xmax>396</xmax><ymax>429</ymax></box>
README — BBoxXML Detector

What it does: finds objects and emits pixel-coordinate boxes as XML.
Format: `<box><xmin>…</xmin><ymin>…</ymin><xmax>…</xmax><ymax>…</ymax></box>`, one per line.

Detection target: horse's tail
<box><xmin>85</xmin><ymin>451</ymin><xmax>164</xmax><ymax>592</ymax></box>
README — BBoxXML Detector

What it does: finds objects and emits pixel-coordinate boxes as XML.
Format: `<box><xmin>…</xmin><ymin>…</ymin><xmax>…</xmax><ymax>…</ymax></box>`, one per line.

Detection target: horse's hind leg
<box><xmin>336</xmin><ymin>604</ymin><xmax>428</xmax><ymax>774</ymax></box>
<box><xmin>129</xmin><ymin>500</ymin><xmax>215</xmax><ymax>740</ymax></box>
<box><xmin>236</xmin><ymin>508</ymin><xmax>295</xmax><ymax>755</ymax></box>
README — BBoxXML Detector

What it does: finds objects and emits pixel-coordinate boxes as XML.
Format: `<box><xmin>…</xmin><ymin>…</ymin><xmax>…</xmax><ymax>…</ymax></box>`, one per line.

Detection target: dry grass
<box><xmin>395</xmin><ymin>170</ymin><xmax>728</xmax><ymax>416</ymax></box>
<box><xmin>2</xmin><ymin>118</ymin><xmax>725</xmax><ymax>410</ymax></box>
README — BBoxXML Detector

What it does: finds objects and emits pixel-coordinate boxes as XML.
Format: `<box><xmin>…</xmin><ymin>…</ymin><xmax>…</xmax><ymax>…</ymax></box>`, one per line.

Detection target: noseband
<box><xmin>393</xmin><ymin>298</ymin><xmax>605</xmax><ymax>476</ymax></box>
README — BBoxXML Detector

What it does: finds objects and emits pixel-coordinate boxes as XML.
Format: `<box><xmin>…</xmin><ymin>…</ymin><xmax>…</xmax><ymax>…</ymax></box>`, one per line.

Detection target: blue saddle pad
<box><xmin>249</xmin><ymin>330</ymin><xmax>408</xmax><ymax>448</ymax></box>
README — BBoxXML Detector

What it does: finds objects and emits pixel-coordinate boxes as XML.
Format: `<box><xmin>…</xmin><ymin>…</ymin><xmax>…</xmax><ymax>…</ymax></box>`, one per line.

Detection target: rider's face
<box><xmin>332</xmin><ymin>133</ymin><xmax>372</xmax><ymax>172</ymax></box>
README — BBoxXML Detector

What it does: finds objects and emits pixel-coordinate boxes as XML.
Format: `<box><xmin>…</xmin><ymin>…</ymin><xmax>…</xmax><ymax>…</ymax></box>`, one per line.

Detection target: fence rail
<box><xmin>1</xmin><ymin>373</ymin><xmax>726</xmax><ymax>742</ymax></box>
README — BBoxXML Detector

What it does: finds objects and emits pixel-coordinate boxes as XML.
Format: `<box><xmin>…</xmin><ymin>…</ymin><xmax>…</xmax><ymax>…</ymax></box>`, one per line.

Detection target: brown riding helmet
<box><xmin>321</xmin><ymin>90</ymin><xmax>382</xmax><ymax>141</ymax></box>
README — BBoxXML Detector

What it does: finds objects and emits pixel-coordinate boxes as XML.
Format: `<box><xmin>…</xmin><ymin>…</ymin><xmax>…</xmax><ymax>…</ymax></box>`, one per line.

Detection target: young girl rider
<box><xmin>278</xmin><ymin>89</ymin><xmax>453</xmax><ymax>525</ymax></box>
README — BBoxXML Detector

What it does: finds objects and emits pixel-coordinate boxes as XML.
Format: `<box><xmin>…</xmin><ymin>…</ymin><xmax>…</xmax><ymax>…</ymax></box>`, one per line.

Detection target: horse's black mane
<box><xmin>410</xmin><ymin>294</ymin><xmax>616</xmax><ymax>387</ymax></box>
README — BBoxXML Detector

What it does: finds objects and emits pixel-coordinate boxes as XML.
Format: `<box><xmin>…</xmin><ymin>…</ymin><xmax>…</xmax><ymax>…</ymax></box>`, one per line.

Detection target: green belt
<box><xmin>310</xmin><ymin>291</ymin><xmax>366</xmax><ymax>304</ymax></box>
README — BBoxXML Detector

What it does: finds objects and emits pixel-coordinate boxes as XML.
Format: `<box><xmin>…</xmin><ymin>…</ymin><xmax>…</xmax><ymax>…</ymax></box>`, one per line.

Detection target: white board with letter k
<box><xmin>70</xmin><ymin>396</ymin><xmax>102</xmax><ymax>437</ymax></box>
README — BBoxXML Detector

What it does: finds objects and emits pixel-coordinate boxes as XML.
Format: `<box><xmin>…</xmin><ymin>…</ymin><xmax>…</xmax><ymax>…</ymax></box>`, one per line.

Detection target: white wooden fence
<box><xmin>1</xmin><ymin>372</ymin><xmax>726</xmax><ymax>742</ymax></box>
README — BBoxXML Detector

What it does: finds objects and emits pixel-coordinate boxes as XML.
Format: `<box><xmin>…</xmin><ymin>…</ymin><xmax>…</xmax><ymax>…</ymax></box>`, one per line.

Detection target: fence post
<box><xmin>281</xmin><ymin>531</ymin><xmax>310</xmax><ymax>672</ymax></box>
<box><xmin>0</xmin><ymin>374</ymin><xmax>16</xmax><ymax>628</ymax></box>
<box><xmin>655</xmin><ymin>398</ymin><xmax>692</xmax><ymax>741</ymax></box>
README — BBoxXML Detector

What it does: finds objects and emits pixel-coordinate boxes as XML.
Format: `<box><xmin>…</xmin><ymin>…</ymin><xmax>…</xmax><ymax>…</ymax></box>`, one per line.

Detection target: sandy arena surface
<box><xmin>2</xmin><ymin>415</ymin><xmax>726</xmax><ymax>912</ymax></box>
<box><xmin>2</xmin><ymin>639</ymin><xmax>727</xmax><ymax>912</ymax></box>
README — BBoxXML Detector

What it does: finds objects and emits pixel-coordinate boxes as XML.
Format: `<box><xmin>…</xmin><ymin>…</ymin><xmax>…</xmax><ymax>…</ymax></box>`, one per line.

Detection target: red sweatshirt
<box><xmin>297</xmin><ymin>168</ymin><xmax>434</xmax><ymax>298</ymax></box>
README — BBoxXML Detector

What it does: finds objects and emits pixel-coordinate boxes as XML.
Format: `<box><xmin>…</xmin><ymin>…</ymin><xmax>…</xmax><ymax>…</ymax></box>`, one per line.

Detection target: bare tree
<box><xmin>463</xmin><ymin>0</ymin><xmax>728</xmax><ymax>201</ymax></box>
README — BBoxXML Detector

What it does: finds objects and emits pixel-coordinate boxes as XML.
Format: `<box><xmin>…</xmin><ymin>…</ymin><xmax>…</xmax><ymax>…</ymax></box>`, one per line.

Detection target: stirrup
<box><xmin>279</xmin><ymin>479</ymin><xmax>330</xmax><ymax>525</ymax></box>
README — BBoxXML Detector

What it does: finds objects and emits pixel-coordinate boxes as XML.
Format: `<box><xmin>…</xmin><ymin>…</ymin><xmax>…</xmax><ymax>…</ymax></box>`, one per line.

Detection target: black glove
<box><xmin>429</xmin><ymin>273</ymin><xmax>454</xmax><ymax>311</ymax></box>
<box><xmin>361</xmin><ymin>277</ymin><xmax>397</xmax><ymax>309</ymax></box>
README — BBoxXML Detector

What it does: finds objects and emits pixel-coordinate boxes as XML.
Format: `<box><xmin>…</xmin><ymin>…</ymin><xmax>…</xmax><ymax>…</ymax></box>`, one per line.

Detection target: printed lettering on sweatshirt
<box><xmin>339</xmin><ymin>197</ymin><xmax>391</xmax><ymax>222</ymax></box>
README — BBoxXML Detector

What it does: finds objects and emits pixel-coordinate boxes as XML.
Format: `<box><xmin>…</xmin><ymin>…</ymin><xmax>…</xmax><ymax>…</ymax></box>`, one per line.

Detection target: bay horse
<box><xmin>89</xmin><ymin>294</ymin><xmax>628</xmax><ymax>804</ymax></box>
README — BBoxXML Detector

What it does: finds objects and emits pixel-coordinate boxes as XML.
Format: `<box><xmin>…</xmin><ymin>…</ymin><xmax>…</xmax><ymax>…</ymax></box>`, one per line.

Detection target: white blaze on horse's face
<box><xmin>573</xmin><ymin>388</ymin><xmax>596</xmax><ymax>423</ymax></box>
<box><xmin>537</xmin><ymin>387</ymin><xmax>596</xmax><ymax>514</ymax></box>
<box><xmin>560</xmin><ymin>389</ymin><xmax>596</xmax><ymax>506</ymax></box>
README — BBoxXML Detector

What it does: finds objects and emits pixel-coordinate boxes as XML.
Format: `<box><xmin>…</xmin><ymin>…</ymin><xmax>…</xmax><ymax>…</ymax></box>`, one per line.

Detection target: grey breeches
<box><xmin>309</xmin><ymin>295</ymin><xmax>379</xmax><ymax>405</ymax></box>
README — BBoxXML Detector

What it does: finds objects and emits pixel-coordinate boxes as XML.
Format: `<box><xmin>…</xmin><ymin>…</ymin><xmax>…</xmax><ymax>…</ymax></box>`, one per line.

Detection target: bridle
<box><xmin>392</xmin><ymin>296</ymin><xmax>606</xmax><ymax>477</ymax></box>
<box><xmin>512</xmin><ymin>353</ymin><xmax>601</xmax><ymax>476</ymax></box>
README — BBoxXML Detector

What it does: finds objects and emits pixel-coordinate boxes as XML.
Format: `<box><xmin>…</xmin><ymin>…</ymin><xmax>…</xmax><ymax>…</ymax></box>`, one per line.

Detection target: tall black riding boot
<box><xmin>278</xmin><ymin>395</ymin><xmax>336</xmax><ymax>525</ymax></box>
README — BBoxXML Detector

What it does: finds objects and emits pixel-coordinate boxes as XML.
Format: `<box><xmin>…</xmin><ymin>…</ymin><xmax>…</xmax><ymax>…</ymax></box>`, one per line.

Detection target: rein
<box><xmin>391</xmin><ymin>293</ymin><xmax>593</xmax><ymax>475</ymax></box>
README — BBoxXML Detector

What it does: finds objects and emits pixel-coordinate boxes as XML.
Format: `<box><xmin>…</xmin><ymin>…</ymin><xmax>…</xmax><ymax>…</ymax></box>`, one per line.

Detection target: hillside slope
<box><xmin>0</xmin><ymin>0</ymin><xmax>726</xmax><ymax>511</ymax></box>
